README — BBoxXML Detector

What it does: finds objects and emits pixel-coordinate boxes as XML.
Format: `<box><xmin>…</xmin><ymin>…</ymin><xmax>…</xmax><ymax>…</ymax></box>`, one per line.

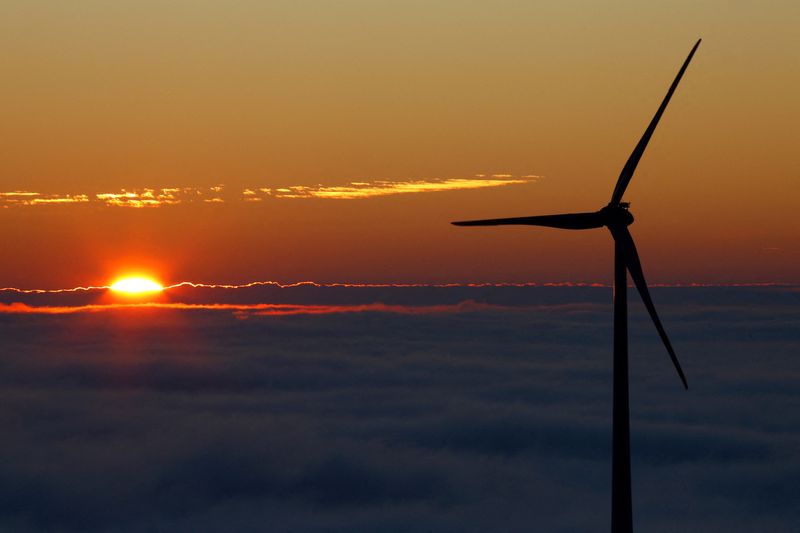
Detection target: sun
<box><xmin>110</xmin><ymin>276</ymin><xmax>164</xmax><ymax>294</ymax></box>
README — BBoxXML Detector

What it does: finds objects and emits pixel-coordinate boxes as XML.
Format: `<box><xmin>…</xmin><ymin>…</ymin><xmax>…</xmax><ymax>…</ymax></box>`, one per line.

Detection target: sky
<box><xmin>1</xmin><ymin>4</ymin><xmax>799</xmax><ymax>531</ymax></box>
<box><xmin>1</xmin><ymin>1</ymin><xmax>798</xmax><ymax>288</ymax></box>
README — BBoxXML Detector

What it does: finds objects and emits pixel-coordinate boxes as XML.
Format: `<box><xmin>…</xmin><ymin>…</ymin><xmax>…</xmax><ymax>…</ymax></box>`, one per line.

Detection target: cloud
<box><xmin>1</xmin><ymin>281</ymin><xmax>796</xmax><ymax>311</ymax></box>
<box><xmin>0</xmin><ymin>287</ymin><xmax>797</xmax><ymax>531</ymax></box>
<box><xmin>95</xmin><ymin>188</ymin><xmax>187</xmax><ymax>208</ymax></box>
<box><xmin>0</xmin><ymin>175</ymin><xmax>538</xmax><ymax>209</ymax></box>
<box><xmin>0</xmin><ymin>191</ymin><xmax>90</xmax><ymax>206</ymax></box>
<box><xmin>263</xmin><ymin>175</ymin><xmax>538</xmax><ymax>199</ymax></box>
<box><xmin>0</xmin><ymin>300</ymin><xmax>506</xmax><ymax>316</ymax></box>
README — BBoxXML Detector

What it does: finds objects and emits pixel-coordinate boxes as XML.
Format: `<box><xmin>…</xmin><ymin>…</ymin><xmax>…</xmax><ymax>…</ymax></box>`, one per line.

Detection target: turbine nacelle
<box><xmin>599</xmin><ymin>204</ymin><xmax>634</xmax><ymax>227</ymax></box>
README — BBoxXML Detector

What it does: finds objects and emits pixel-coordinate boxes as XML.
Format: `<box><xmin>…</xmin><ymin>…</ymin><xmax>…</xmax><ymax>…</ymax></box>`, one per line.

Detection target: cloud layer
<box><xmin>0</xmin><ymin>286</ymin><xmax>797</xmax><ymax>531</ymax></box>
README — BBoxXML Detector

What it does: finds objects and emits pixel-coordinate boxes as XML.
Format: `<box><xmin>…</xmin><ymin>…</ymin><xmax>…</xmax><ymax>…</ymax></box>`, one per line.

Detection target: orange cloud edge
<box><xmin>0</xmin><ymin>280</ymin><xmax>791</xmax><ymax>315</ymax></box>
<box><xmin>1</xmin><ymin>280</ymin><xmax>607</xmax><ymax>295</ymax></box>
<box><xmin>0</xmin><ymin>301</ymin><xmax>508</xmax><ymax>316</ymax></box>
<box><xmin>0</xmin><ymin>280</ymin><xmax>787</xmax><ymax>295</ymax></box>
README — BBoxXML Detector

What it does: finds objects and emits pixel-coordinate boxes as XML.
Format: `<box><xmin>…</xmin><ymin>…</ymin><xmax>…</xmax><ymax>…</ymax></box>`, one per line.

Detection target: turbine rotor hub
<box><xmin>600</xmin><ymin>204</ymin><xmax>634</xmax><ymax>227</ymax></box>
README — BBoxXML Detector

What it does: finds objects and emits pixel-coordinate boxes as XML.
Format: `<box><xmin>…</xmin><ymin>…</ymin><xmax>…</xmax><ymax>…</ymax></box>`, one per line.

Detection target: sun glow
<box><xmin>110</xmin><ymin>277</ymin><xmax>164</xmax><ymax>294</ymax></box>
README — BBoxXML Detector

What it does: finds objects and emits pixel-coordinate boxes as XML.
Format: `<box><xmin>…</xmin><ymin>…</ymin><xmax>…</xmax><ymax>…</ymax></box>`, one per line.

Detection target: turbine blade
<box><xmin>609</xmin><ymin>225</ymin><xmax>688</xmax><ymax>389</ymax></box>
<box><xmin>609</xmin><ymin>39</ymin><xmax>701</xmax><ymax>205</ymax></box>
<box><xmin>452</xmin><ymin>212</ymin><xmax>603</xmax><ymax>230</ymax></box>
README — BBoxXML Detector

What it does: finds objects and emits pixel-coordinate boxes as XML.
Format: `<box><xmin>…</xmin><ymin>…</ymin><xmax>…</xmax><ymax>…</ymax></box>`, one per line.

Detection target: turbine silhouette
<box><xmin>452</xmin><ymin>40</ymin><xmax>701</xmax><ymax>533</ymax></box>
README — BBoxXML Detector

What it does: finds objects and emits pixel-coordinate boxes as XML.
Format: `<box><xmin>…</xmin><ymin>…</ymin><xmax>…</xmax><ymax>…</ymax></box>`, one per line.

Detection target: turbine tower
<box><xmin>452</xmin><ymin>40</ymin><xmax>701</xmax><ymax>533</ymax></box>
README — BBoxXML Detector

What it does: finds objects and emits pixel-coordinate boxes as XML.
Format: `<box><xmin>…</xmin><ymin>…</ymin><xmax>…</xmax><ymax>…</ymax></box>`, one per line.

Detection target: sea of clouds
<box><xmin>0</xmin><ymin>285</ymin><xmax>797</xmax><ymax>531</ymax></box>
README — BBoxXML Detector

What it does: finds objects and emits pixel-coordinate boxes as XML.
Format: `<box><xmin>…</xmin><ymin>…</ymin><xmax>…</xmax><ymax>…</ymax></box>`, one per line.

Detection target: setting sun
<box><xmin>109</xmin><ymin>277</ymin><xmax>164</xmax><ymax>294</ymax></box>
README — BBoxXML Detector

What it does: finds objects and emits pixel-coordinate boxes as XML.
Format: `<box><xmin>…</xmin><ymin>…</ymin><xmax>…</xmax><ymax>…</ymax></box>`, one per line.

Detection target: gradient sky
<box><xmin>1</xmin><ymin>1</ymin><xmax>798</xmax><ymax>287</ymax></box>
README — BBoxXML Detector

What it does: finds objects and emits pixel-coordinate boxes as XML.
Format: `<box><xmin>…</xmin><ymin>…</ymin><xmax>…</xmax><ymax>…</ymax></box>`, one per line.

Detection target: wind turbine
<box><xmin>452</xmin><ymin>40</ymin><xmax>700</xmax><ymax>533</ymax></box>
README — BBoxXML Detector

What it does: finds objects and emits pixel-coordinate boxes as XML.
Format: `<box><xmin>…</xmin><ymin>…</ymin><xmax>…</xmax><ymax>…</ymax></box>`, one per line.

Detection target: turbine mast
<box><xmin>612</xmin><ymin>238</ymin><xmax>633</xmax><ymax>533</ymax></box>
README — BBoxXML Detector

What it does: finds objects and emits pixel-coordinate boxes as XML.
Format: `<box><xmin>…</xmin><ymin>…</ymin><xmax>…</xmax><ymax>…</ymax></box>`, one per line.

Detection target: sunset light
<box><xmin>0</xmin><ymin>1</ymin><xmax>796</xmax><ymax>530</ymax></box>
<box><xmin>109</xmin><ymin>277</ymin><xmax>164</xmax><ymax>294</ymax></box>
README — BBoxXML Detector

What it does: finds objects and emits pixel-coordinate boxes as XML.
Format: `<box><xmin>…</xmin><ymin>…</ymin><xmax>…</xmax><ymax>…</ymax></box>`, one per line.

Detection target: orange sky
<box><xmin>1</xmin><ymin>1</ymin><xmax>798</xmax><ymax>287</ymax></box>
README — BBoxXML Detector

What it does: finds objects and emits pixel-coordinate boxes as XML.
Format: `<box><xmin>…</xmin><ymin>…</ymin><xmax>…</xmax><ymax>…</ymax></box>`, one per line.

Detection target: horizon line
<box><xmin>1</xmin><ymin>279</ymin><xmax>796</xmax><ymax>294</ymax></box>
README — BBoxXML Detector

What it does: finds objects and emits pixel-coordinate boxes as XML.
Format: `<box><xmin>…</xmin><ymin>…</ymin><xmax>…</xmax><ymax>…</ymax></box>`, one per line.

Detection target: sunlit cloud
<box><xmin>1</xmin><ymin>280</ymin><xmax>788</xmax><ymax>319</ymax></box>
<box><xmin>0</xmin><ymin>191</ymin><xmax>39</xmax><ymax>197</ymax></box>
<box><xmin>1</xmin><ymin>279</ymin><xmax>785</xmax><ymax>296</ymax></box>
<box><xmin>263</xmin><ymin>175</ymin><xmax>539</xmax><ymax>200</ymax></box>
<box><xmin>0</xmin><ymin>285</ymin><xmax>108</xmax><ymax>294</ymax></box>
<box><xmin>0</xmin><ymin>280</ymin><xmax>593</xmax><ymax>295</ymax></box>
<box><xmin>0</xmin><ymin>175</ymin><xmax>538</xmax><ymax>208</ymax></box>
<box><xmin>96</xmin><ymin>188</ymin><xmax>188</xmax><ymax>208</ymax></box>
<box><xmin>0</xmin><ymin>191</ymin><xmax>90</xmax><ymax>206</ymax></box>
